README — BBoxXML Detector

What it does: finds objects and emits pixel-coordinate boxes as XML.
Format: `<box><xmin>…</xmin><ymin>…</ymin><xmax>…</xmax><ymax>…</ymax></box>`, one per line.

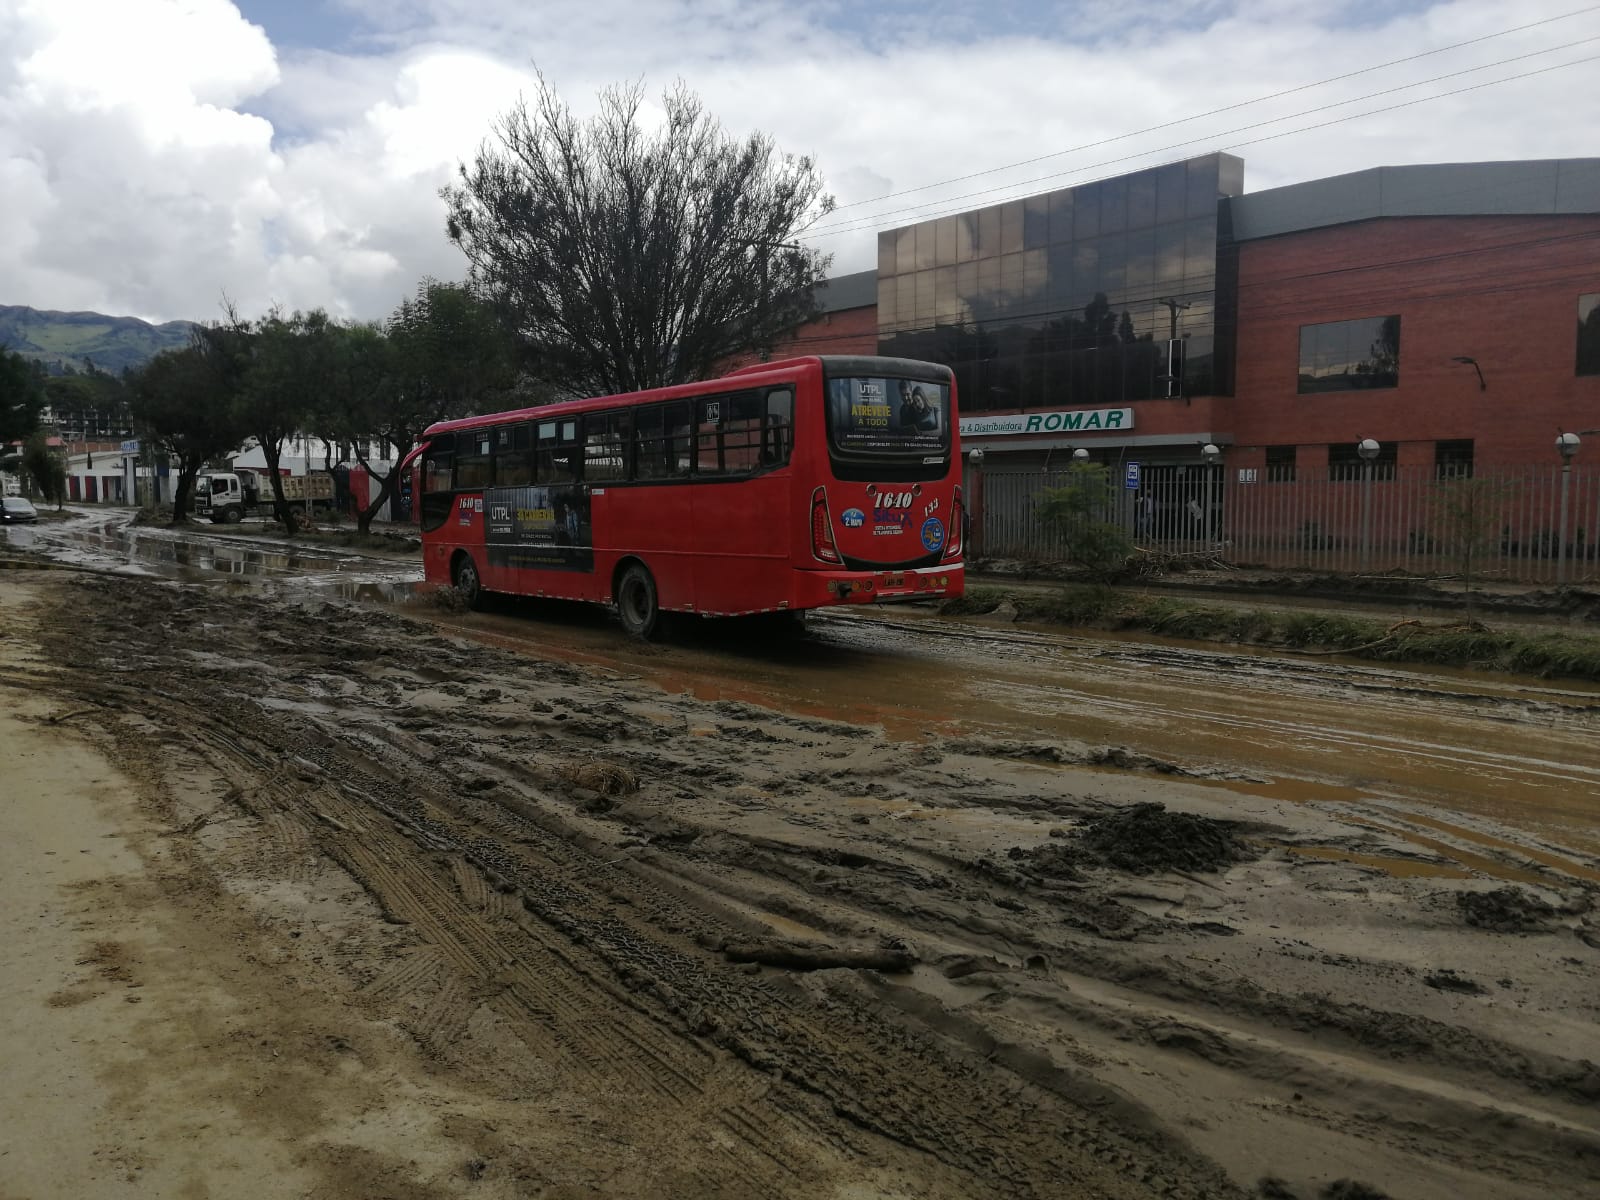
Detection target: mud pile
<box><xmin>1074</xmin><ymin>802</ymin><xmax>1251</xmax><ymax>874</ymax></box>
<box><xmin>1455</xmin><ymin>886</ymin><xmax>1558</xmax><ymax>932</ymax></box>
<box><xmin>1014</xmin><ymin>802</ymin><xmax>1253</xmax><ymax>876</ymax></box>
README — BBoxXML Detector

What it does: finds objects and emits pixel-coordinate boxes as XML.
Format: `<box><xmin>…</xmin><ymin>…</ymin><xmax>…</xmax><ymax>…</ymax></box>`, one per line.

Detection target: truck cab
<box><xmin>194</xmin><ymin>472</ymin><xmax>257</xmax><ymax>523</ymax></box>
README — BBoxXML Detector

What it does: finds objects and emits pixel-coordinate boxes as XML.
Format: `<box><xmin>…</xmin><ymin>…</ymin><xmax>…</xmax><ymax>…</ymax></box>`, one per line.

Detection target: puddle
<box><xmin>1343</xmin><ymin>815</ymin><xmax>1568</xmax><ymax>886</ymax></box>
<box><xmin>1366</xmin><ymin>809</ymin><xmax>1600</xmax><ymax>884</ymax></box>
<box><xmin>1282</xmin><ymin>845</ymin><xmax>1473</xmax><ymax>880</ymax></box>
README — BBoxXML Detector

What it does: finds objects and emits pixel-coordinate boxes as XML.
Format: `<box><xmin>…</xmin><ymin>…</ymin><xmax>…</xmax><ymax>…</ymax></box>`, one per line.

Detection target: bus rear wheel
<box><xmin>452</xmin><ymin>553</ymin><xmax>486</xmax><ymax>611</ymax></box>
<box><xmin>616</xmin><ymin>563</ymin><xmax>660</xmax><ymax>640</ymax></box>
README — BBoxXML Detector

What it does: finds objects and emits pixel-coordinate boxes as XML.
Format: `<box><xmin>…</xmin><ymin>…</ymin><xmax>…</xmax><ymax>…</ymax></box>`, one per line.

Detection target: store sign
<box><xmin>120</xmin><ymin>440</ymin><xmax>140</xmax><ymax>455</ymax></box>
<box><xmin>958</xmin><ymin>408</ymin><xmax>1135</xmax><ymax>438</ymax></box>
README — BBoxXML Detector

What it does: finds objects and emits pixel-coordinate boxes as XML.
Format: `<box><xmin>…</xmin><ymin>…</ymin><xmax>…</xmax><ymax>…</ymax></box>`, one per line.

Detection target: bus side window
<box><xmin>496</xmin><ymin>423</ymin><xmax>534</xmax><ymax>486</ymax></box>
<box><xmin>695</xmin><ymin>398</ymin><xmax>722</xmax><ymax>475</ymax></box>
<box><xmin>584</xmin><ymin>411</ymin><xmax>629</xmax><ymax>482</ymax></box>
<box><xmin>719</xmin><ymin>392</ymin><xmax>765</xmax><ymax>474</ymax></box>
<box><xmin>763</xmin><ymin>387</ymin><xmax>793</xmax><ymax>466</ymax></box>
<box><xmin>667</xmin><ymin>402</ymin><xmax>693</xmax><ymax>477</ymax></box>
<box><xmin>635</xmin><ymin>402</ymin><xmax>692</xmax><ymax>481</ymax></box>
<box><xmin>455</xmin><ymin>430</ymin><xmax>493</xmax><ymax>489</ymax></box>
<box><xmin>537</xmin><ymin>419</ymin><xmax>579</xmax><ymax>484</ymax></box>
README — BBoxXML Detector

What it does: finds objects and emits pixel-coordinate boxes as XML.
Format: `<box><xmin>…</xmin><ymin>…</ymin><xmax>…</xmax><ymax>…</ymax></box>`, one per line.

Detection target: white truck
<box><xmin>193</xmin><ymin>469</ymin><xmax>334</xmax><ymax>524</ymax></box>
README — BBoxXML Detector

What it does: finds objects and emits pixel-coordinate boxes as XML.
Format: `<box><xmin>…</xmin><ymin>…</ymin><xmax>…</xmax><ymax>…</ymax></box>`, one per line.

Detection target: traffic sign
<box><xmin>1124</xmin><ymin>461</ymin><xmax>1141</xmax><ymax>489</ymax></box>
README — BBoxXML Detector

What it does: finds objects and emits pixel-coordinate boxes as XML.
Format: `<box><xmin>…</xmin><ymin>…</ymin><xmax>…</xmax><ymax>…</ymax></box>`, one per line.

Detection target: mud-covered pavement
<box><xmin>3</xmin><ymin>517</ymin><xmax>1599</xmax><ymax>1199</ymax></box>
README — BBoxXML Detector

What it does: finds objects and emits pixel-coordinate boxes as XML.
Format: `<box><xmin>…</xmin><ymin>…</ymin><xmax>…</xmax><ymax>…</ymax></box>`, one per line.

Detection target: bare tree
<box><xmin>443</xmin><ymin>76</ymin><xmax>833</xmax><ymax>397</ymax></box>
<box><xmin>1430</xmin><ymin>474</ymin><xmax>1516</xmax><ymax>615</ymax></box>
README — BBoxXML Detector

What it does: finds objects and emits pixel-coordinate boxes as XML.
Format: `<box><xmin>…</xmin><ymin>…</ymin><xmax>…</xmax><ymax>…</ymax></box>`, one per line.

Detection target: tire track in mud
<box><xmin>41</xmin><ymin>577</ymin><xmax>1240</xmax><ymax>1200</ymax></box>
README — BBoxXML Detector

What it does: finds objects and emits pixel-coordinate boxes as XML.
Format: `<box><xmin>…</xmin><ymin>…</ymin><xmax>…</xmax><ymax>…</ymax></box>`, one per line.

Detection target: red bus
<box><xmin>415</xmin><ymin>355</ymin><xmax>965</xmax><ymax>637</ymax></box>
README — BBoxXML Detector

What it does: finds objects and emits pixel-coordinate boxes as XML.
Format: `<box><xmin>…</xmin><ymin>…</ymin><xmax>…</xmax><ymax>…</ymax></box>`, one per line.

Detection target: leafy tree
<box><xmin>443</xmin><ymin>76</ymin><xmax>833</xmax><ymax>396</ymax></box>
<box><xmin>240</xmin><ymin>309</ymin><xmax>338</xmax><ymax>536</ymax></box>
<box><xmin>326</xmin><ymin>281</ymin><xmax>518</xmax><ymax>536</ymax></box>
<box><xmin>1036</xmin><ymin>462</ymin><xmax>1134</xmax><ymax>578</ymax></box>
<box><xmin>1</xmin><ymin>347</ymin><xmax>45</xmax><ymax>442</ymax></box>
<box><xmin>128</xmin><ymin>343</ymin><xmax>250</xmax><ymax>523</ymax></box>
<box><xmin>22</xmin><ymin>430</ymin><xmax>66</xmax><ymax>509</ymax></box>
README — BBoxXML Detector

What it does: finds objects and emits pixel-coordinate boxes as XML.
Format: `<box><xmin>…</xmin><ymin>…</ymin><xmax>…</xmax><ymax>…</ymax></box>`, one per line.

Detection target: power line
<box><xmin>802</xmin><ymin>42</ymin><xmax>1600</xmax><ymax>241</ymax></box>
<box><xmin>819</xmin><ymin>5</ymin><xmax>1600</xmax><ymax>220</ymax></box>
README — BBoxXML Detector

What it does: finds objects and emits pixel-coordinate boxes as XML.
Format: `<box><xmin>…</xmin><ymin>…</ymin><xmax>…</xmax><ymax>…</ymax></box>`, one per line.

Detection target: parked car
<box><xmin>1</xmin><ymin>495</ymin><xmax>39</xmax><ymax>524</ymax></box>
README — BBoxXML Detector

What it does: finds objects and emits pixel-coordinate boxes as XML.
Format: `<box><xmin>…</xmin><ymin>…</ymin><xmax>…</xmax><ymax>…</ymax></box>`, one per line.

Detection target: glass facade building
<box><xmin>875</xmin><ymin>154</ymin><xmax>1243</xmax><ymax>413</ymax></box>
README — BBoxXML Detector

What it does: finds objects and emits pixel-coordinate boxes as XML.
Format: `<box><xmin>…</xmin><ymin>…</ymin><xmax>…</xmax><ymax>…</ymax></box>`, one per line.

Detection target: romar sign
<box><xmin>958</xmin><ymin>408</ymin><xmax>1135</xmax><ymax>438</ymax></box>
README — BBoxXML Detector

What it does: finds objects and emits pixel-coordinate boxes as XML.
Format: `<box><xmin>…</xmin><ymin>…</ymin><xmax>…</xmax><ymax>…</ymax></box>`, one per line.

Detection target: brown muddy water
<box><xmin>439</xmin><ymin>599</ymin><xmax>1600</xmax><ymax>869</ymax></box>
<box><xmin>13</xmin><ymin>509</ymin><xmax>1600</xmax><ymax>872</ymax></box>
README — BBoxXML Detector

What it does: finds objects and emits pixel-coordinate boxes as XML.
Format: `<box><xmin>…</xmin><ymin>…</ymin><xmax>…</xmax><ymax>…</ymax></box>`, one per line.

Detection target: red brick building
<box><xmin>786</xmin><ymin>157</ymin><xmax>1600</xmax><ymax>477</ymax></box>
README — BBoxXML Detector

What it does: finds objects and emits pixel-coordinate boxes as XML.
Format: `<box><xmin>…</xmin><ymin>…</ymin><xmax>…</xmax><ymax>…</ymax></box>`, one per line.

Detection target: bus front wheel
<box><xmin>616</xmin><ymin>563</ymin><xmax>660</xmax><ymax>640</ymax></box>
<box><xmin>452</xmin><ymin>553</ymin><xmax>485</xmax><ymax>611</ymax></box>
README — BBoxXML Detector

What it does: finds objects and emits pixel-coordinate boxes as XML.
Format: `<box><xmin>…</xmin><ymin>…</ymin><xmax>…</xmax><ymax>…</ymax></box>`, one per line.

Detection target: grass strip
<box><xmin>942</xmin><ymin>585</ymin><xmax>1600</xmax><ymax>681</ymax></box>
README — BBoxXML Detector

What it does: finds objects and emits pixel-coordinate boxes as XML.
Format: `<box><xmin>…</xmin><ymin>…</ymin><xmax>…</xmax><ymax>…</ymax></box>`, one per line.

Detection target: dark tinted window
<box><xmin>495</xmin><ymin>423</ymin><xmax>534</xmax><ymax>485</ymax></box>
<box><xmin>634</xmin><ymin>401</ymin><xmax>693</xmax><ymax>481</ymax></box>
<box><xmin>422</xmin><ymin>433</ymin><xmax>454</xmax><ymax>494</ymax></box>
<box><xmin>1298</xmin><ymin>316</ymin><xmax>1400</xmax><ymax>393</ymax></box>
<box><xmin>455</xmin><ymin>429</ymin><xmax>493</xmax><ymax>490</ymax></box>
<box><xmin>1328</xmin><ymin>441</ymin><xmax>1396</xmax><ymax>481</ymax></box>
<box><xmin>1435</xmin><ymin>439</ymin><xmax>1474</xmax><ymax>479</ymax></box>
<box><xmin>1579</xmin><ymin>293</ymin><xmax>1600</xmax><ymax>376</ymax></box>
<box><xmin>535</xmin><ymin>418</ymin><xmax>580</xmax><ymax>483</ymax></box>
<box><xmin>1265</xmin><ymin>445</ymin><xmax>1296</xmax><ymax>483</ymax></box>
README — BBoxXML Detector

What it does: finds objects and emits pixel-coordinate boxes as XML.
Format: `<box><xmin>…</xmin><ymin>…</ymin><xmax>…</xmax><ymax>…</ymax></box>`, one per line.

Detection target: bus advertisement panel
<box><xmin>417</xmin><ymin>355</ymin><xmax>963</xmax><ymax>638</ymax></box>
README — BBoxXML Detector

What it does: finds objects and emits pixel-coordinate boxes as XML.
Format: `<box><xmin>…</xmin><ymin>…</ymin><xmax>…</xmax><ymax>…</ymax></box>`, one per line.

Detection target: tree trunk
<box><xmin>170</xmin><ymin>452</ymin><xmax>202</xmax><ymax>524</ymax></box>
<box><xmin>260</xmin><ymin>440</ymin><xmax>297</xmax><ymax>536</ymax></box>
<box><xmin>356</xmin><ymin>467</ymin><xmax>396</xmax><ymax>537</ymax></box>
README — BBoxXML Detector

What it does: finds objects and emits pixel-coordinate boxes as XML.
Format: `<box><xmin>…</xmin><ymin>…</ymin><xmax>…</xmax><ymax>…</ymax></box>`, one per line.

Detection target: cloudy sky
<box><xmin>3</xmin><ymin>0</ymin><xmax>1597</xmax><ymax>324</ymax></box>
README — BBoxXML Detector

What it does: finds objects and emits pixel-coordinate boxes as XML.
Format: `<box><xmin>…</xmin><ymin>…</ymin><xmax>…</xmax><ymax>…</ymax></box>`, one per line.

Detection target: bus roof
<box><xmin>421</xmin><ymin>355</ymin><xmax>952</xmax><ymax>438</ymax></box>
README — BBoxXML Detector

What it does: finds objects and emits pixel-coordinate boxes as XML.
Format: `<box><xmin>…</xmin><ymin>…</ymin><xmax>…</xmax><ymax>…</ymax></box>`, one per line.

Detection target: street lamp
<box><xmin>1071</xmin><ymin>447</ymin><xmax>1090</xmax><ymax>463</ymax></box>
<box><xmin>1557</xmin><ymin>432</ymin><xmax>1581</xmax><ymax>585</ymax></box>
<box><xmin>1200</xmin><ymin>443</ymin><xmax>1221</xmax><ymax>547</ymax></box>
<box><xmin>1357</xmin><ymin>438</ymin><xmax>1380</xmax><ymax>570</ymax></box>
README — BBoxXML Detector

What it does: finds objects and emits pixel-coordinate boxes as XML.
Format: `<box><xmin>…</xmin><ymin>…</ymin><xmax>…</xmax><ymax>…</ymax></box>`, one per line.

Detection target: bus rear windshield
<box><xmin>826</xmin><ymin>376</ymin><xmax>950</xmax><ymax>459</ymax></box>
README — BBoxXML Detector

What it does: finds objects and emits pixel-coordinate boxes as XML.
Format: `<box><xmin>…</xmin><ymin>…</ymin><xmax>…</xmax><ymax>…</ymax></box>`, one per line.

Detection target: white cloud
<box><xmin>1</xmin><ymin>0</ymin><xmax>1597</xmax><ymax>323</ymax></box>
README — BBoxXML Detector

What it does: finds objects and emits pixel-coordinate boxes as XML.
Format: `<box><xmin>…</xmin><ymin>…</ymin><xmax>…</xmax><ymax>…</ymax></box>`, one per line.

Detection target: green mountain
<box><xmin>0</xmin><ymin>304</ymin><xmax>195</xmax><ymax>375</ymax></box>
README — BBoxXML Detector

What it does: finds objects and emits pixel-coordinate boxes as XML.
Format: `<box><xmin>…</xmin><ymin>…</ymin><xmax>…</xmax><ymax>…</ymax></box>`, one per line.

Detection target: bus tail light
<box><xmin>811</xmin><ymin>487</ymin><xmax>840</xmax><ymax>563</ymax></box>
<box><xmin>943</xmin><ymin>486</ymin><xmax>965</xmax><ymax>560</ymax></box>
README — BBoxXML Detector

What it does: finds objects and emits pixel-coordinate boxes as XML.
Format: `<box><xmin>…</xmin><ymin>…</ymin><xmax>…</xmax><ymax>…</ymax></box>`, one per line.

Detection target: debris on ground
<box><xmin>721</xmin><ymin>938</ymin><xmax>916</xmax><ymax>973</ymax></box>
<box><xmin>1455</xmin><ymin>885</ymin><xmax>1558</xmax><ymax>932</ymax></box>
<box><xmin>1423</xmin><ymin>969</ymin><xmax>1486</xmax><ymax>995</ymax></box>
<box><xmin>560</xmin><ymin>759</ymin><xmax>640</xmax><ymax>795</ymax></box>
<box><xmin>1013</xmin><ymin>802</ymin><xmax>1254</xmax><ymax>876</ymax></box>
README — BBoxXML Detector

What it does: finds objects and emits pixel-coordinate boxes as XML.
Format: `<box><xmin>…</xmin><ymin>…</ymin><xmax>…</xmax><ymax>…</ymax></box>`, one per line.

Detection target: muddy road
<box><xmin>4</xmin><ymin>514</ymin><xmax>1599</xmax><ymax>1198</ymax></box>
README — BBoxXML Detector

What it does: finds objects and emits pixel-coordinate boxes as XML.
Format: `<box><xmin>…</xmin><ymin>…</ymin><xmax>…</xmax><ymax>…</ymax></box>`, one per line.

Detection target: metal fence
<box><xmin>969</xmin><ymin>462</ymin><xmax>1600</xmax><ymax>583</ymax></box>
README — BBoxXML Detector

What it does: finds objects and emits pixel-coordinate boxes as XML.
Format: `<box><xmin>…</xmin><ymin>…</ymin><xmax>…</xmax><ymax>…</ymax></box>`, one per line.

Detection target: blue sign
<box><xmin>841</xmin><ymin>507</ymin><xmax>865</xmax><ymax>528</ymax></box>
<box><xmin>920</xmin><ymin>517</ymin><xmax>946</xmax><ymax>553</ymax></box>
<box><xmin>1124</xmin><ymin>461</ymin><xmax>1142</xmax><ymax>490</ymax></box>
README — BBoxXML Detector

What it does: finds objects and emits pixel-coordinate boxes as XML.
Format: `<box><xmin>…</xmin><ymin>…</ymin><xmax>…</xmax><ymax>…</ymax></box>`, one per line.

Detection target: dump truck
<box><xmin>194</xmin><ymin>469</ymin><xmax>334</xmax><ymax>524</ymax></box>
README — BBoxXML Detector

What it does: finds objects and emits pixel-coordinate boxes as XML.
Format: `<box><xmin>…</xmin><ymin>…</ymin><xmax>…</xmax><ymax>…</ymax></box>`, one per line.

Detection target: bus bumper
<box><xmin>797</xmin><ymin>563</ymin><xmax>964</xmax><ymax>607</ymax></box>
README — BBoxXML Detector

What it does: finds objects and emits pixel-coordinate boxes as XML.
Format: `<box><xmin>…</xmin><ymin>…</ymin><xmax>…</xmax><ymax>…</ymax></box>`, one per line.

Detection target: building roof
<box><xmin>1228</xmin><ymin>158</ymin><xmax>1600</xmax><ymax>242</ymax></box>
<box><xmin>814</xmin><ymin>269</ymin><xmax>876</xmax><ymax>314</ymax></box>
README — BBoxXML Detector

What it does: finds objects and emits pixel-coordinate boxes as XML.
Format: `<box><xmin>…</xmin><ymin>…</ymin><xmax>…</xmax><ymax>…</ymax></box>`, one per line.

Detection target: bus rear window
<box><xmin>826</xmin><ymin>376</ymin><xmax>949</xmax><ymax>458</ymax></box>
